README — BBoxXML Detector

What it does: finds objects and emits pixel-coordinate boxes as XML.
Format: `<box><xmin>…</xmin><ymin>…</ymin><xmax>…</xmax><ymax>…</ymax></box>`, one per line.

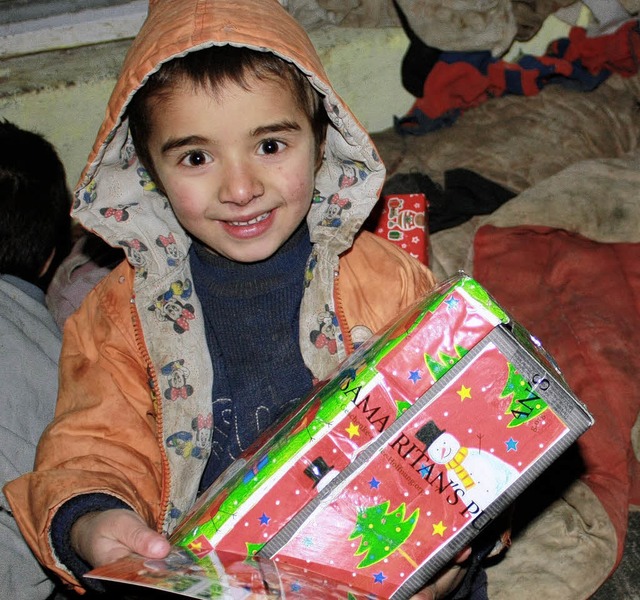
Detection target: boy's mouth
<box><xmin>229</xmin><ymin>211</ymin><xmax>272</xmax><ymax>227</ymax></box>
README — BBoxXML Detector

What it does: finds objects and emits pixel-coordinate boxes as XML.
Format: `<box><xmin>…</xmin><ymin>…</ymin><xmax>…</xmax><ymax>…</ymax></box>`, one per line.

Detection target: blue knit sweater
<box><xmin>190</xmin><ymin>223</ymin><xmax>314</xmax><ymax>490</ymax></box>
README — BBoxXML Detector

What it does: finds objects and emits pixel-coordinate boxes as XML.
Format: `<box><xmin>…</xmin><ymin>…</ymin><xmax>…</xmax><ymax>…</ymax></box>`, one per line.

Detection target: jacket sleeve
<box><xmin>2</xmin><ymin>262</ymin><xmax>166</xmax><ymax>593</ymax></box>
<box><xmin>337</xmin><ymin>231</ymin><xmax>437</xmax><ymax>343</ymax></box>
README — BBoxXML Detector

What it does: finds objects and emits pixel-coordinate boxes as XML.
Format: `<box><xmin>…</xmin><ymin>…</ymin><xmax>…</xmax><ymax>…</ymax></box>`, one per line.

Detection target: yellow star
<box><xmin>457</xmin><ymin>385</ymin><xmax>471</xmax><ymax>401</ymax></box>
<box><xmin>346</xmin><ymin>422</ymin><xmax>360</xmax><ymax>438</ymax></box>
<box><xmin>189</xmin><ymin>541</ymin><xmax>202</xmax><ymax>551</ymax></box>
<box><xmin>432</xmin><ymin>521</ymin><xmax>447</xmax><ymax>536</ymax></box>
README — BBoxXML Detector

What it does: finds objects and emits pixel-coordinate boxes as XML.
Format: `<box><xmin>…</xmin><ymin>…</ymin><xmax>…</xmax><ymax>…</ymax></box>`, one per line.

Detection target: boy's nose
<box><xmin>218</xmin><ymin>161</ymin><xmax>264</xmax><ymax>205</ymax></box>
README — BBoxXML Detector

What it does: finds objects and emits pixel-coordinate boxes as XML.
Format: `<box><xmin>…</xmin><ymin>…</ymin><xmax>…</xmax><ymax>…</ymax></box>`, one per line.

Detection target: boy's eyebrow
<box><xmin>251</xmin><ymin>120</ymin><xmax>302</xmax><ymax>137</ymax></box>
<box><xmin>160</xmin><ymin>135</ymin><xmax>209</xmax><ymax>155</ymax></box>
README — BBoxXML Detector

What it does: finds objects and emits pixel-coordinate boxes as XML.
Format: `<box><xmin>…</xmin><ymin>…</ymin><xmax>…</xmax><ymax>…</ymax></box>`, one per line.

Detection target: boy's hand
<box><xmin>410</xmin><ymin>547</ymin><xmax>472</xmax><ymax>600</ymax></box>
<box><xmin>71</xmin><ymin>508</ymin><xmax>171</xmax><ymax>567</ymax></box>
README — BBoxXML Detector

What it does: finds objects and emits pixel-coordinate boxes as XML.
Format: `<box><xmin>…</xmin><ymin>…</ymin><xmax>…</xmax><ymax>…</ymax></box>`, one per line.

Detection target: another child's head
<box><xmin>0</xmin><ymin>120</ymin><xmax>71</xmax><ymax>288</ymax></box>
<box><xmin>126</xmin><ymin>45</ymin><xmax>329</xmax><ymax>263</ymax></box>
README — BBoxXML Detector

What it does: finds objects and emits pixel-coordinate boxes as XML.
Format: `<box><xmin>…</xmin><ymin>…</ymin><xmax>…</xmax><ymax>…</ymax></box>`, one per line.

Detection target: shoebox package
<box><xmin>371</xmin><ymin>192</ymin><xmax>429</xmax><ymax>265</ymax></box>
<box><xmin>170</xmin><ymin>272</ymin><xmax>593</xmax><ymax>599</ymax></box>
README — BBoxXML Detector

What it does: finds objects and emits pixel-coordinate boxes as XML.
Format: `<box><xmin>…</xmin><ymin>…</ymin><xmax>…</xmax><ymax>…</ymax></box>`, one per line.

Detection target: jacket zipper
<box><xmin>332</xmin><ymin>266</ymin><xmax>355</xmax><ymax>356</ymax></box>
<box><xmin>129</xmin><ymin>293</ymin><xmax>172</xmax><ymax>533</ymax></box>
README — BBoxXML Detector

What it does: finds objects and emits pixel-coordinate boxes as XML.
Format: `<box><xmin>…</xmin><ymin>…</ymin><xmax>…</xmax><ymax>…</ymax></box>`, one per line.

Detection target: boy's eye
<box><xmin>180</xmin><ymin>150</ymin><xmax>211</xmax><ymax>167</ymax></box>
<box><xmin>258</xmin><ymin>139</ymin><xmax>285</xmax><ymax>155</ymax></box>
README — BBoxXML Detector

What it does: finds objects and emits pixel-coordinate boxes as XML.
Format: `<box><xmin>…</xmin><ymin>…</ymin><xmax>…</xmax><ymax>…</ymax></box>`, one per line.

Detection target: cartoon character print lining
<box><xmin>318</xmin><ymin>160</ymin><xmax>368</xmax><ymax>228</ymax></box>
<box><xmin>137</xmin><ymin>166</ymin><xmax>157</xmax><ymax>192</ymax></box>
<box><xmin>161</xmin><ymin>359</ymin><xmax>194</xmax><ymax>401</ymax></box>
<box><xmin>156</xmin><ymin>233</ymin><xmax>184</xmax><ymax>267</ymax></box>
<box><xmin>75</xmin><ymin>178</ymin><xmax>97</xmax><ymax>209</ymax></box>
<box><xmin>192</xmin><ymin>413</ymin><xmax>213</xmax><ymax>457</ymax></box>
<box><xmin>120</xmin><ymin>138</ymin><xmax>137</xmax><ymax>169</ymax></box>
<box><xmin>310</xmin><ymin>304</ymin><xmax>341</xmax><ymax>355</ymax></box>
<box><xmin>165</xmin><ymin>412</ymin><xmax>212</xmax><ymax>461</ymax></box>
<box><xmin>338</xmin><ymin>161</ymin><xmax>366</xmax><ymax>188</ymax></box>
<box><xmin>321</xmin><ymin>193</ymin><xmax>352</xmax><ymax>228</ymax></box>
<box><xmin>304</xmin><ymin>250</ymin><xmax>318</xmax><ymax>288</ymax></box>
<box><xmin>99</xmin><ymin>203</ymin><xmax>138</xmax><ymax>222</ymax></box>
<box><xmin>148</xmin><ymin>280</ymin><xmax>195</xmax><ymax>334</ymax></box>
<box><xmin>164</xmin><ymin>502</ymin><xmax>183</xmax><ymax>533</ymax></box>
<box><xmin>119</xmin><ymin>238</ymin><xmax>149</xmax><ymax>280</ymax></box>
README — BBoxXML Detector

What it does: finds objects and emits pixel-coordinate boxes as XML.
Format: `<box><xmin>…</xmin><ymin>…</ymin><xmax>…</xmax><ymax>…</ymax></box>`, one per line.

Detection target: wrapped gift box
<box><xmin>373</xmin><ymin>192</ymin><xmax>429</xmax><ymax>264</ymax></box>
<box><xmin>171</xmin><ymin>273</ymin><xmax>593</xmax><ymax>599</ymax></box>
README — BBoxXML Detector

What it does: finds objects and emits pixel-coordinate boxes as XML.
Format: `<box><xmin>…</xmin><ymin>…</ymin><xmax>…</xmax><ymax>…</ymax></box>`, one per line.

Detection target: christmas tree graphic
<box><xmin>395</xmin><ymin>399</ymin><xmax>412</xmax><ymax>419</ymax></box>
<box><xmin>424</xmin><ymin>345</ymin><xmax>469</xmax><ymax>382</ymax></box>
<box><xmin>502</xmin><ymin>362</ymin><xmax>548</xmax><ymax>427</ymax></box>
<box><xmin>245</xmin><ymin>542</ymin><xmax>264</xmax><ymax>559</ymax></box>
<box><xmin>348</xmin><ymin>500</ymin><xmax>419</xmax><ymax>568</ymax></box>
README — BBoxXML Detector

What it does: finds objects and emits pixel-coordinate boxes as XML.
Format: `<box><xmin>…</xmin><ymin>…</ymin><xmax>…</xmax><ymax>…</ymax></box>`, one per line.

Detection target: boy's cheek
<box><xmin>164</xmin><ymin>185</ymin><xmax>206</xmax><ymax>217</ymax></box>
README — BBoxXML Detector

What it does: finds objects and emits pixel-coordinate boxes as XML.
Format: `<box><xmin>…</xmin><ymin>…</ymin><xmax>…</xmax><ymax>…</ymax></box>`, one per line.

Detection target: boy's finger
<box><xmin>115</xmin><ymin>512</ymin><xmax>171</xmax><ymax>559</ymax></box>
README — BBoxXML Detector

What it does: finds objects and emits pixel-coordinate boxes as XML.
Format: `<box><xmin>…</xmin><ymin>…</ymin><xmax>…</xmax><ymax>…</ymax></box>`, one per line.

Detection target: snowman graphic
<box><xmin>303</xmin><ymin>456</ymin><xmax>339</xmax><ymax>492</ymax></box>
<box><xmin>416</xmin><ymin>420</ymin><xmax>518</xmax><ymax>510</ymax></box>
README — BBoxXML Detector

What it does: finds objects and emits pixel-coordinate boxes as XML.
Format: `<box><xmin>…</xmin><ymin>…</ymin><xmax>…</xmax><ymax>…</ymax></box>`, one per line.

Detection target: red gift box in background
<box><xmin>374</xmin><ymin>193</ymin><xmax>429</xmax><ymax>265</ymax></box>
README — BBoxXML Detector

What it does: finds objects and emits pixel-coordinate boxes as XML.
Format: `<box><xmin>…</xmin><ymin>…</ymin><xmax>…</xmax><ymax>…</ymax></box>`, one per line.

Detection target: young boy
<box><xmin>4</xmin><ymin>0</ymin><xmax>479</xmax><ymax>596</ymax></box>
<box><xmin>0</xmin><ymin>120</ymin><xmax>72</xmax><ymax>599</ymax></box>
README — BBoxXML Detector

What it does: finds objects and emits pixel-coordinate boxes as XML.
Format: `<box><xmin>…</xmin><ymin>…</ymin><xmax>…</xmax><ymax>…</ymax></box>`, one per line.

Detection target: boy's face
<box><xmin>146</xmin><ymin>75</ymin><xmax>319</xmax><ymax>262</ymax></box>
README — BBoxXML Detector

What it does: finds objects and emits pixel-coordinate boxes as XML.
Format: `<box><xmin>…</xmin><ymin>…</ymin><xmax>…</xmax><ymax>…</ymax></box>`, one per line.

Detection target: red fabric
<box><xmin>555</xmin><ymin>21</ymin><xmax>640</xmax><ymax>76</ymax></box>
<box><xmin>473</xmin><ymin>225</ymin><xmax>640</xmax><ymax>564</ymax></box>
<box><xmin>415</xmin><ymin>21</ymin><xmax>640</xmax><ymax>120</ymax></box>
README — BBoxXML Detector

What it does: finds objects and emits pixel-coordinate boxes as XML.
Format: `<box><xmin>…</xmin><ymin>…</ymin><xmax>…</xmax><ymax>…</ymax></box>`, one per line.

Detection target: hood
<box><xmin>73</xmin><ymin>0</ymin><xmax>385</xmax><ymax>268</ymax></box>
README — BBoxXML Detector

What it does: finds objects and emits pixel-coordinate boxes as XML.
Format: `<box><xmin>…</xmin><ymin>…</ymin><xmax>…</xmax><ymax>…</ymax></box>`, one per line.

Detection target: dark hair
<box><xmin>0</xmin><ymin>120</ymin><xmax>72</xmax><ymax>288</ymax></box>
<box><xmin>127</xmin><ymin>45</ymin><xmax>329</xmax><ymax>184</ymax></box>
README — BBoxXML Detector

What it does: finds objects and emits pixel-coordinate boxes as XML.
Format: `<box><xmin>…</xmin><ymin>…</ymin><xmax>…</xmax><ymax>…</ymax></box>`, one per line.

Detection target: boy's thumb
<box><xmin>125</xmin><ymin>516</ymin><xmax>171</xmax><ymax>558</ymax></box>
<box><xmin>141</xmin><ymin>530</ymin><xmax>171</xmax><ymax>558</ymax></box>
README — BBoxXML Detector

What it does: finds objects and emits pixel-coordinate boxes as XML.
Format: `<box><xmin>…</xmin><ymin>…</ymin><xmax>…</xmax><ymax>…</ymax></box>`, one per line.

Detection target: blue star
<box><xmin>259</xmin><ymin>512</ymin><xmax>271</xmax><ymax>525</ymax></box>
<box><xmin>302</xmin><ymin>536</ymin><xmax>314</xmax><ymax>547</ymax></box>
<box><xmin>505</xmin><ymin>437</ymin><xmax>518</xmax><ymax>452</ymax></box>
<box><xmin>444</xmin><ymin>296</ymin><xmax>459</xmax><ymax>310</ymax></box>
<box><xmin>369</xmin><ymin>476</ymin><xmax>380</xmax><ymax>489</ymax></box>
<box><xmin>373</xmin><ymin>572</ymin><xmax>387</xmax><ymax>584</ymax></box>
<box><xmin>408</xmin><ymin>369</ymin><xmax>422</xmax><ymax>383</ymax></box>
<box><xmin>290</xmin><ymin>582</ymin><xmax>302</xmax><ymax>592</ymax></box>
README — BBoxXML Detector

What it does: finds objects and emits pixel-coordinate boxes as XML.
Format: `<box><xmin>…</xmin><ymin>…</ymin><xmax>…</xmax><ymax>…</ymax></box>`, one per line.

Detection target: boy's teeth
<box><xmin>230</xmin><ymin>211</ymin><xmax>271</xmax><ymax>226</ymax></box>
